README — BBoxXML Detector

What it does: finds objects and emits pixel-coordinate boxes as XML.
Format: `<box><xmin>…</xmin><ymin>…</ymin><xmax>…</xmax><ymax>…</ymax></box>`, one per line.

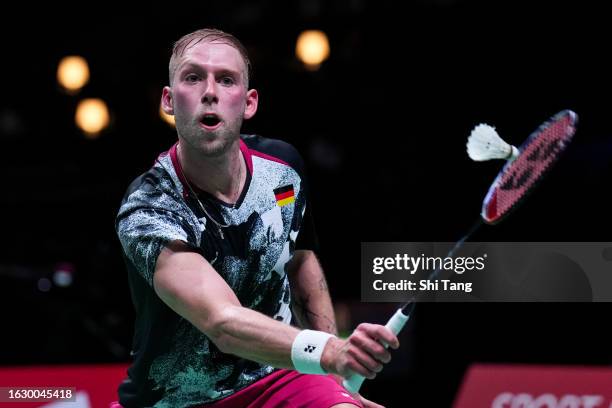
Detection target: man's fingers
<box><xmin>347</xmin><ymin>346</ymin><xmax>381</xmax><ymax>378</ymax></box>
<box><xmin>331</xmin><ymin>322</ymin><xmax>401</xmax><ymax>380</ymax></box>
<box><xmin>349</xmin><ymin>331</ymin><xmax>392</xmax><ymax>363</ymax></box>
<box><xmin>356</xmin><ymin>323</ymin><xmax>400</xmax><ymax>349</ymax></box>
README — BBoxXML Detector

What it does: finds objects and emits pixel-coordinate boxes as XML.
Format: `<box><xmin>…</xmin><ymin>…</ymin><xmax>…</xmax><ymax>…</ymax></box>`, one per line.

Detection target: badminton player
<box><xmin>114</xmin><ymin>28</ymin><xmax>398</xmax><ymax>408</ymax></box>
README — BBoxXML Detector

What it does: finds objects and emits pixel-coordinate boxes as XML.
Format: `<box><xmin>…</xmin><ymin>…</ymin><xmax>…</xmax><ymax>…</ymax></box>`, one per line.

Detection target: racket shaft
<box><xmin>342</xmin><ymin>308</ymin><xmax>409</xmax><ymax>393</ymax></box>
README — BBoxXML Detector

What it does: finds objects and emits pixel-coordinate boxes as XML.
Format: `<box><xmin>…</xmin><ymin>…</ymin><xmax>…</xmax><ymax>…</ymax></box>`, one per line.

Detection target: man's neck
<box><xmin>177</xmin><ymin>140</ymin><xmax>244</xmax><ymax>203</ymax></box>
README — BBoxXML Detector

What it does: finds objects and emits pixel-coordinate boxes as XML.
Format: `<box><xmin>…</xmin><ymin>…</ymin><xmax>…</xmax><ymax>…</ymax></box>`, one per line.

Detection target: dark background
<box><xmin>1</xmin><ymin>2</ymin><xmax>611</xmax><ymax>407</ymax></box>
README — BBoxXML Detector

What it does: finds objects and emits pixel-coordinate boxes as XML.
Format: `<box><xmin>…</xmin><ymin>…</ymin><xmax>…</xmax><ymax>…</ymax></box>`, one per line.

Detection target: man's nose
<box><xmin>201</xmin><ymin>77</ymin><xmax>218</xmax><ymax>103</ymax></box>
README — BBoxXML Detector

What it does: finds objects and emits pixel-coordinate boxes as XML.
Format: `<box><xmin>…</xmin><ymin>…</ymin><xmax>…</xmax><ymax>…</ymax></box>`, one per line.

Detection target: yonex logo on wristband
<box><xmin>291</xmin><ymin>330</ymin><xmax>335</xmax><ymax>375</ymax></box>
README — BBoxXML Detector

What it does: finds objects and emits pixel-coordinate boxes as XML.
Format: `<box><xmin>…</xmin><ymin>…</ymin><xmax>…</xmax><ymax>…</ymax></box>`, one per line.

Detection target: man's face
<box><xmin>163</xmin><ymin>41</ymin><xmax>257</xmax><ymax>157</ymax></box>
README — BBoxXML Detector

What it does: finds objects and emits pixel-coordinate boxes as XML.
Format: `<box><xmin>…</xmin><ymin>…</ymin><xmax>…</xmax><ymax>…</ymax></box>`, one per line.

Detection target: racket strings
<box><xmin>483</xmin><ymin>111</ymin><xmax>576</xmax><ymax>223</ymax></box>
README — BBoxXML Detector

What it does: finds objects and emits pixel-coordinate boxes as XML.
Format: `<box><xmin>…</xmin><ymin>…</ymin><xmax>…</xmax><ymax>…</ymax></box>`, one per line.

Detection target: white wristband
<box><xmin>291</xmin><ymin>330</ymin><xmax>335</xmax><ymax>375</ymax></box>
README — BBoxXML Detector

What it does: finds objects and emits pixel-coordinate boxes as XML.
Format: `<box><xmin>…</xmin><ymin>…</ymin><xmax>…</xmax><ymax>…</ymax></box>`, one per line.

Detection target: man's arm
<box><xmin>285</xmin><ymin>249</ymin><xmax>396</xmax><ymax>379</ymax></box>
<box><xmin>153</xmin><ymin>240</ymin><xmax>298</xmax><ymax>368</ymax></box>
<box><xmin>286</xmin><ymin>249</ymin><xmax>337</xmax><ymax>334</ymax></box>
<box><xmin>286</xmin><ymin>248</ymin><xmax>398</xmax><ymax>408</ymax></box>
<box><xmin>153</xmin><ymin>240</ymin><xmax>398</xmax><ymax>379</ymax></box>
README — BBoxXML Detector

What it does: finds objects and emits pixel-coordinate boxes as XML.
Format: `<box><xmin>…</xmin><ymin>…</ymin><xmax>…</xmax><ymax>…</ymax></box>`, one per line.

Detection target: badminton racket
<box><xmin>343</xmin><ymin>109</ymin><xmax>578</xmax><ymax>393</ymax></box>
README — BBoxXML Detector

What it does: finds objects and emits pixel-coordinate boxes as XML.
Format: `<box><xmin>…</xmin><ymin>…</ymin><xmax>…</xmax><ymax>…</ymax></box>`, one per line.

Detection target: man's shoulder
<box><xmin>123</xmin><ymin>164</ymin><xmax>168</xmax><ymax>198</ymax></box>
<box><xmin>241</xmin><ymin>134</ymin><xmax>305</xmax><ymax>175</ymax></box>
<box><xmin>118</xmin><ymin>154</ymin><xmax>183</xmax><ymax>214</ymax></box>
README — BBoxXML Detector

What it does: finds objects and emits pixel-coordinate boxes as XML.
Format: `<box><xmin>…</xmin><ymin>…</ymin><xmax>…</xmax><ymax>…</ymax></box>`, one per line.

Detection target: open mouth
<box><xmin>200</xmin><ymin>114</ymin><xmax>221</xmax><ymax>129</ymax></box>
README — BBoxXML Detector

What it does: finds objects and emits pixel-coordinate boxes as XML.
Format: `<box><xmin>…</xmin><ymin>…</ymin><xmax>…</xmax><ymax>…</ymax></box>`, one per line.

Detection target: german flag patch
<box><xmin>274</xmin><ymin>185</ymin><xmax>295</xmax><ymax>207</ymax></box>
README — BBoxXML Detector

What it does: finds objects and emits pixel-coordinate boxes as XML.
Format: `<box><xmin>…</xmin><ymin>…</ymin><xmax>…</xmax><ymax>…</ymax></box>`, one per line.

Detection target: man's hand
<box><xmin>321</xmin><ymin>323</ymin><xmax>399</xmax><ymax>380</ymax></box>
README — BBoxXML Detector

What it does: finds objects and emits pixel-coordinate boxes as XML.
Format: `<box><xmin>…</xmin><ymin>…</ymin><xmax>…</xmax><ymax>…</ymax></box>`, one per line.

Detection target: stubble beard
<box><xmin>177</xmin><ymin>116</ymin><xmax>243</xmax><ymax>158</ymax></box>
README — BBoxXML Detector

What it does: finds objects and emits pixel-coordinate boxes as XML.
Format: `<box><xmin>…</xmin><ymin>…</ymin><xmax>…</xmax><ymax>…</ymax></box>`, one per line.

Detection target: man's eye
<box><xmin>185</xmin><ymin>74</ymin><xmax>200</xmax><ymax>82</ymax></box>
<box><xmin>220</xmin><ymin>77</ymin><xmax>234</xmax><ymax>86</ymax></box>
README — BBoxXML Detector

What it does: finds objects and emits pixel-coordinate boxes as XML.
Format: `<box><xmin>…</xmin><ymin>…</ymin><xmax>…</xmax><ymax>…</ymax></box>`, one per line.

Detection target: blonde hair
<box><xmin>168</xmin><ymin>28</ymin><xmax>252</xmax><ymax>86</ymax></box>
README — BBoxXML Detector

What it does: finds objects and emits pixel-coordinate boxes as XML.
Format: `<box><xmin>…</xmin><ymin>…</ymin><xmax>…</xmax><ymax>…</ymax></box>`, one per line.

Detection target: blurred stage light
<box><xmin>53</xmin><ymin>262</ymin><xmax>75</xmax><ymax>288</ymax></box>
<box><xmin>160</xmin><ymin>103</ymin><xmax>175</xmax><ymax>127</ymax></box>
<box><xmin>75</xmin><ymin>98</ymin><xmax>110</xmax><ymax>138</ymax></box>
<box><xmin>296</xmin><ymin>30</ymin><xmax>330</xmax><ymax>70</ymax></box>
<box><xmin>57</xmin><ymin>56</ymin><xmax>90</xmax><ymax>94</ymax></box>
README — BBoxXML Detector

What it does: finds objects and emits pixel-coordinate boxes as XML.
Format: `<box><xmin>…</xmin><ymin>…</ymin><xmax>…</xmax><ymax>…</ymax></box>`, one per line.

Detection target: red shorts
<box><xmin>110</xmin><ymin>370</ymin><xmax>362</xmax><ymax>408</ymax></box>
<box><xmin>203</xmin><ymin>369</ymin><xmax>363</xmax><ymax>408</ymax></box>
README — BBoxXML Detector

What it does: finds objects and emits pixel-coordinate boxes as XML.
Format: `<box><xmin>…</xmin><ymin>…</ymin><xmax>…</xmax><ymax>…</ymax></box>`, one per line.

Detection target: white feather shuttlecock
<box><xmin>466</xmin><ymin>123</ymin><xmax>519</xmax><ymax>161</ymax></box>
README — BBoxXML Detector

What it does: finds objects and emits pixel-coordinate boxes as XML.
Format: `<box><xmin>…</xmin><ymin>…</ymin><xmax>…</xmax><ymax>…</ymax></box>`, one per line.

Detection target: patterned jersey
<box><xmin>116</xmin><ymin>135</ymin><xmax>316</xmax><ymax>408</ymax></box>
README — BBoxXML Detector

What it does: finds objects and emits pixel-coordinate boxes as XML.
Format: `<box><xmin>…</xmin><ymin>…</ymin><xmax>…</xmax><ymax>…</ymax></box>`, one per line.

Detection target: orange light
<box><xmin>75</xmin><ymin>98</ymin><xmax>110</xmax><ymax>138</ymax></box>
<box><xmin>296</xmin><ymin>30</ymin><xmax>330</xmax><ymax>70</ymax></box>
<box><xmin>57</xmin><ymin>56</ymin><xmax>90</xmax><ymax>93</ymax></box>
<box><xmin>159</xmin><ymin>103</ymin><xmax>175</xmax><ymax>127</ymax></box>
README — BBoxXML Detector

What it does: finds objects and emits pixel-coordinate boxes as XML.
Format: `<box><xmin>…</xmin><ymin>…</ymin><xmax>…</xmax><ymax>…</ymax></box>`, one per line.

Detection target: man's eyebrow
<box><xmin>216</xmin><ymin>68</ymin><xmax>240</xmax><ymax>77</ymax></box>
<box><xmin>176</xmin><ymin>62</ymin><xmax>203</xmax><ymax>73</ymax></box>
<box><xmin>177</xmin><ymin>62</ymin><xmax>241</xmax><ymax>77</ymax></box>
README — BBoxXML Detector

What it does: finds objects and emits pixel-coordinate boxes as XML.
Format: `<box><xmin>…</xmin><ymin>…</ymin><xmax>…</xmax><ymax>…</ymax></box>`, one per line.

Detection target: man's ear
<box><xmin>243</xmin><ymin>89</ymin><xmax>259</xmax><ymax>120</ymax></box>
<box><xmin>161</xmin><ymin>86</ymin><xmax>174</xmax><ymax>115</ymax></box>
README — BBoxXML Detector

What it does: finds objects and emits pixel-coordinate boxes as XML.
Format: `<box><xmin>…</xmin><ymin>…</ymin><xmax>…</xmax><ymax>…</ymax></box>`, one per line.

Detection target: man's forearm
<box><xmin>287</xmin><ymin>250</ymin><xmax>338</xmax><ymax>335</ymax></box>
<box><xmin>210</xmin><ymin>304</ymin><xmax>302</xmax><ymax>368</ymax></box>
<box><xmin>154</xmin><ymin>242</ymin><xmax>302</xmax><ymax>369</ymax></box>
<box><xmin>212</xmin><ymin>249</ymin><xmax>338</xmax><ymax>367</ymax></box>
<box><xmin>154</xmin><ymin>242</ymin><xmax>395</xmax><ymax>381</ymax></box>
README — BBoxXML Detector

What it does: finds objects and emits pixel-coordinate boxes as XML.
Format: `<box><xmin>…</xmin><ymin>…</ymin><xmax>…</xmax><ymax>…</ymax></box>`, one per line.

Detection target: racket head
<box><xmin>481</xmin><ymin>109</ymin><xmax>578</xmax><ymax>224</ymax></box>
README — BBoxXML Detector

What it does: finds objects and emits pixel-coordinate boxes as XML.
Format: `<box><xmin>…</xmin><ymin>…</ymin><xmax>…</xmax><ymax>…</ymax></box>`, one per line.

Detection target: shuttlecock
<box><xmin>467</xmin><ymin>123</ymin><xmax>519</xmax><ymax>161</ymax></box>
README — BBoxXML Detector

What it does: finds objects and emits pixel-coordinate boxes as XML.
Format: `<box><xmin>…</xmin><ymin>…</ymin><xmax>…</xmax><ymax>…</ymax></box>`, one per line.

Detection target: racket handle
<box><xmin>342</xmin><ymin>308</ymin><xmax>410</xmax><ymax>393</ymax></box>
